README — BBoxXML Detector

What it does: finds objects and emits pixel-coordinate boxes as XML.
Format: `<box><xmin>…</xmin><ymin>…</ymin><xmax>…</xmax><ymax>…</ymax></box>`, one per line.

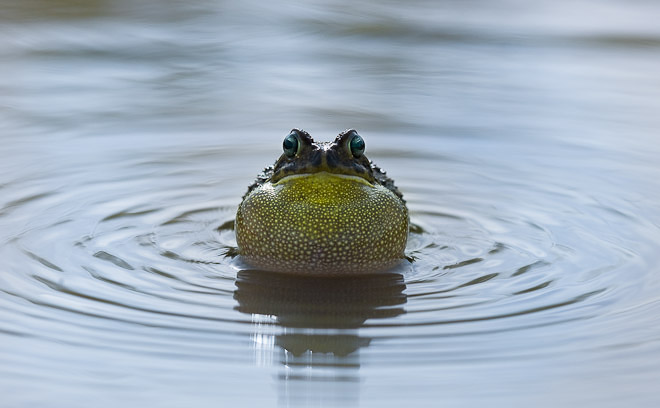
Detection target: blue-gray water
<box><xmin>2</xmin><ymin>1</ymin><xmax>660</xmax><ymax>407</ymax></box>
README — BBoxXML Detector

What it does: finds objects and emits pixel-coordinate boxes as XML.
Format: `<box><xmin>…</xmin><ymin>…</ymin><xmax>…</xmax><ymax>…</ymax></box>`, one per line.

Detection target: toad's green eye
<box><xmin>283</xmin><ymin>132</ymin><xmax>299</xmax><ymax>158</ymax></box>
<box><xmin>349</xmin><ymin>133</ymin><xmax>365</xmax><ymax>158</ymax></box>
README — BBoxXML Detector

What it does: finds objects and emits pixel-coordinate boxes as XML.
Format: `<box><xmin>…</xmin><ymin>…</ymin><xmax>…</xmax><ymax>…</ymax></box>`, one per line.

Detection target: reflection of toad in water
<box><xmin>234</xmin><ymin>269</ymin><xmax>407</xmax><ymax>364</ymax></box>
<box><xmin>234</xmin><ymin>269</ymin><xmax>407</xmax><ymax>404</ymax></box>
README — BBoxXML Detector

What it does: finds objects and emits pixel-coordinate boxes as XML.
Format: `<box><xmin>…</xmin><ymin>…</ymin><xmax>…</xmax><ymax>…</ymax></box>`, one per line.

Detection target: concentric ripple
<box><xmin>0</xmin><ymin>128</ymin><xmax>658</xmax><ymax>408</ymax></box>
<box><xmin>3</xmin><ymin>0</ymin><xmax>660</xmax><ymax>405</ymax></box>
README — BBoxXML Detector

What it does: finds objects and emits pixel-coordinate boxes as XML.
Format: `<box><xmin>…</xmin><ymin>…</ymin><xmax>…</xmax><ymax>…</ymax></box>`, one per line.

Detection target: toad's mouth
<box><xmin>273</xmin><ymin>171</ymin><xmax>374</xmax><ymax>186</ymax></box>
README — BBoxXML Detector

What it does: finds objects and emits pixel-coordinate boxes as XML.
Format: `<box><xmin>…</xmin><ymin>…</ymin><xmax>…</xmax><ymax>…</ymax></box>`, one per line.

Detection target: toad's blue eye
<box><xmin>283</xmin><ymin>132</ymin><xmax>299</xmax><ymax>158</ymax></box>
<box><xmin>349</xmin><ymin>133</ymin><xmax>365</xmax><ymax>158</ymax></box>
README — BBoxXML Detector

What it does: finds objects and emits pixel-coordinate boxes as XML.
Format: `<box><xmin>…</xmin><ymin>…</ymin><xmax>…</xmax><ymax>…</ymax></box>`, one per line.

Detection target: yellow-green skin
<box><xmin>236</xmin><ymin>129</ymin><xmax>408</xmax><ymax>275</ymax></box>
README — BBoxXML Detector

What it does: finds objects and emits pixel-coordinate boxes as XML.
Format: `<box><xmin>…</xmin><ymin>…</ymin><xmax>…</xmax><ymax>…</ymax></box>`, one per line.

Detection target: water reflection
<box><xmin>234</xmin><ymin>270</ymin><xmax>406</xmax><ymax>404</ymax></box>
<box><xmin>234</xmin><ymin>269</ymin><xmax>406</xmax><ymax>353</ymax></box>
<box><xmin>3</xmin><ymin>0</ymin><xmax>660</xmax><ymax>405</ymax></box>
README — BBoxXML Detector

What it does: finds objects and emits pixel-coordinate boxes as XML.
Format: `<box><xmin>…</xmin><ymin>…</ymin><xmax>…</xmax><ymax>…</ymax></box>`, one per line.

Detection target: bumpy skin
<box><xmin>235</xmin><ymin>129</ymin><xmax>408</xmax><ymax>274</ymax></box>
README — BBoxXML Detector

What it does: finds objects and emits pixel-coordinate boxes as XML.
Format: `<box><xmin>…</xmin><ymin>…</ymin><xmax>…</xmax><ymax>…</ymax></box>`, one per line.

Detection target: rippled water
<box><xmin>2</xmin><ymin>1</ymin><xmax>660</xmax><ymax>407</ymax></box>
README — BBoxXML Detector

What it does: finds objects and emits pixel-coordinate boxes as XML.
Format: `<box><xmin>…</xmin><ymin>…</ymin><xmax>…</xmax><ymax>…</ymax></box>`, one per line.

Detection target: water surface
<box><xmin>2</xmin><ymin>1</ymin><xmax>660</xmax><ymax>407</ymax></box>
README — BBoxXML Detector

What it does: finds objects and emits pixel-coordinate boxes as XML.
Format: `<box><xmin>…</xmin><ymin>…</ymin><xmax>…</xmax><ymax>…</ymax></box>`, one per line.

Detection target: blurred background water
<box><xmin>2</xmin><ymin>1</ymin><xmax>660</xmax><ymax>407</ymax></box>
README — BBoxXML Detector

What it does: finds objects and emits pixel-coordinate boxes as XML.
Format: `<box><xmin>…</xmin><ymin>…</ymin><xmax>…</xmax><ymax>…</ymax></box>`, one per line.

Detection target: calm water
<box><xmin>2</xmin><ymin>1</ymin><xmax>660</xmax><ymax>407</ymax></box>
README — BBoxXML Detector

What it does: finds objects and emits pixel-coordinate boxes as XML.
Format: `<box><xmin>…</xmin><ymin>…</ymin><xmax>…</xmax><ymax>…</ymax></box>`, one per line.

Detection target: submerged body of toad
<box><xmin>235</xmin><ymin>129</ymin><xmax>408</xmax><ymax>274</ymax></box>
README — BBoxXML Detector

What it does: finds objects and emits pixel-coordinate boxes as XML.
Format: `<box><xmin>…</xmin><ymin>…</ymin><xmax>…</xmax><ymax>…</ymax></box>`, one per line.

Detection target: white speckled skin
<box><xmin>236</xmin><ymin>172</ymin><xmax>408</xmax><ymax>274</ymax></box>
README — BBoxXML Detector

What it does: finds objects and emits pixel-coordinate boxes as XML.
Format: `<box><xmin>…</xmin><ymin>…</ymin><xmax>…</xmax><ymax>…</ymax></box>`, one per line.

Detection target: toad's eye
<box><xmin>283</xmin><ymin>132</ymin><xmax>300</xmax><ymax>158</ymax></box>
<box><xmin>349</xmin><ymin>132</ymin><xmax>365</xmax><ymax>158</ymax></box>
